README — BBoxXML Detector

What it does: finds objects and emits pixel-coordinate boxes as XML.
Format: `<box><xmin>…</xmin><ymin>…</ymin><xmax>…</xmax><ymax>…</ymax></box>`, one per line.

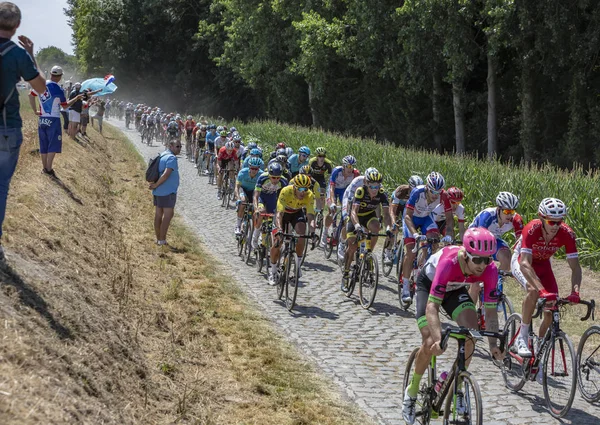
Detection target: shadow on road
<box><xmin>291</xmin><ymin>304</ymin><xmax>340</xmax><ymax>320</ymax></box>
<box><xmin>303</xmin><ymin>261</ymin><xmax>336</xmax><ymax>273</ymax></box>
<box><xmin>516</xmin><ymin>391</ymin><xmax>599</xmax><ymax>424</ymax></box>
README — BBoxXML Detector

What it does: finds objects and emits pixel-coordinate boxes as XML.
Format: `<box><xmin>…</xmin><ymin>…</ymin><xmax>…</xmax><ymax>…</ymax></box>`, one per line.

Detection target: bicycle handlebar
<box><xmin>411</xmin><ymin>235</ymin><xmax>440</xmax><ymax>253</ymax></box>
<box><xmin>440</xmin><ymin>326</ymin><xmax>507</xmax><ymax>353</ymax></box>
<box><xmin>532</xmin><ymin>297</ymin><xmax>595</xmax><ymax>321</ymax></box>
<box><xmin>498</xmin><ymin>270</ymin><xmax>513</xmax><ymax>278</ymax></box>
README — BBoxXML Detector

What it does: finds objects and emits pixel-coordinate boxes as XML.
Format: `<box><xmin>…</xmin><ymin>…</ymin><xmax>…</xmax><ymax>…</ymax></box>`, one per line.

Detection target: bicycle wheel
<box><xmin>497</xmin><ymin>293</ymin><xmax>514</xmax><ymax>330</ymax></box>
<box><xmin>358</xmin><ymin>252</ymin><xmax>379</xmax><ymax>309</ymax></box>
<box><xmin>336</xmin><ymin>239</ymin><xmax>346</xmax><ymax>270</ymax></box>
<box><xmin>381</xmin><ymin>237</ymin><xmax>394</xmax><ymax>277</ymax></box>
<box><xmin>244</xmin><ymin>220</ymin><xmax>254</xmax><ymax>265</ymax></box>
<box><xmin>443</xmin><ymin>371</ymin><xmax>483</xmax><ymax>425</ymax></box>
<box><xmin>324</xmin><ymin>212</ymin><xmax>339</xmax><ymax>260</ymax></box>
<box><xmin>345</xmin><ymin>263</ymin><xmax>357</xmax><ymax>298</ymax></box>
<box><xmin>197</xmin><ymin>154</ymin><xmax>205</xmax><ymax>176</ymax></box>
<box><xmin>285</xmin><ymin>251</ymin><xmax>299</xmax><ymax>311</ymax></box>
<box><xmin>395</xmin><ymin>238</ymin><xmax>405</xmax><ymax>280</ymax></box>
<box><xmin>208</xmin><ymin>160</ymin><xmax>215</xmax><ymax>185</ymax></box>
<box><xmin>256</xmin><ymin>245</ymin><xmax>265</xmax><ymax>273</ymax></box>
<box><xmin>300</xmin><ymin>232</ymin><xmax>309</xmax><ymax>266</ymax></box>
<box><xmin>501</xmin><ymin>313</ymin><xmax>527</xmax><ymax>392</ymax></box>
<box><xmin>237</xmin><ymin>225</ymin><xmax>245</xmax><ymax>256</ymax></box>
<box><xmin>313</xmin><ymin>212</ymin><xmax>323</xmax><ymax>250</ymax></box>
<box><xmin>577</xmin><ymin>325</ymin><xmax>600</xmax><ymax>403</ymax></box>
<box><xmin>402</xmin><ymin>347</ymin><xmax>433</xmax><ymax>425</ymax></box>
<box><xmin>543</xmin><ymin>331</ymin><xmax>577</xmax><ymax>418</ymax></box>
<box><xmin>276</xmin><ymin>254</ymin><xmax>286</xmax><ymax>300</ymax></box>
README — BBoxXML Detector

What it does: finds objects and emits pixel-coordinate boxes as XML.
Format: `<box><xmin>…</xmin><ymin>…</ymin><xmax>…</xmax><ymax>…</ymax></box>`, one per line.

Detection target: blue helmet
<box><xmin>250</xmin><ymin>148</ymin><xmax>261</xmax><ymax>156</ymax></box>
<box><xmin>248</xmin><ymin>157</ymin><xmax>264</xmax><ymax>168</ymax></box>
<box><xmin>426</xmin><ymin>171</ymin><xmax>445</xmax><ymax>191</ymax></box>
<box><xmin>342</xmin><ymin>155</ymin><xmax>357</xmax><ymax>166</ymax></box>
<box><xmin>298</xmin><ymin>146</ymin><xmax>311</xmax><ymax>156</ymax></box>
<box><xmin>268</xmin><ymin>162</ymin><xmax>283</xmax><ymax>177</ymax></box>
<box><xmin>247</xmin><ymin>142</ymin><xmax>258</xmax><ymax>150</ymax></box>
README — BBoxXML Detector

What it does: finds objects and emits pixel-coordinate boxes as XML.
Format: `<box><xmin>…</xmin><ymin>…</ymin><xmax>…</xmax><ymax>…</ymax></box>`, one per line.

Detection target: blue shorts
<box><xmin>259</xmin><ymin>195</ymin><xmax>277</xmax><ymax>214</ymax></box>
<box><xmin>333</xmin><ymin>188</ymin><xmax>345</xmax><ymax>203</ymax></box>
<box><xmin>493</xmin><ymin>238</ymin><xmax>509</xmax><ymax>261</ymax></box>
<box><xmin>38</xmin><ymin>117</ymin><xmax>62</xmax><ymax>154</ymax></box>
<box><xmin>403</xmin><ymin>214</ymin><xmax>439</xmax><ymax>243</ymax></box>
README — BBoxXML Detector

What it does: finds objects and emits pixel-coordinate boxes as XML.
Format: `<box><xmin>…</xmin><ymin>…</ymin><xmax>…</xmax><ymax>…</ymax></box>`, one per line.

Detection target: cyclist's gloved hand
<box><xmin>391</xmin><ymin>222</ymin><xmax>398</xmax><ymax>231</ymax></box>
<box><xmin>271</xmin><ymin>228</ymin><xmax>282</xmax><ymax>237</ymax></box>
<box><xmin>539</xmin><ymin>289</ymin><xmax>557</xmax><ymax>302</ymax></box>
<box><xmin>355</xmin><ymin>226</ymin><xmax>365</xmax><ymax>237</ymax></box>
<box><xmin>566</xmin><ymin>291</ymin><xmax>580</xmax><ymax>304</ymax></box>
<box><xmin>412</xmin><ymin>232</ymin><xmax>421</xmax><ymax>242</ymax></box>
<box><xmin>385</xmin><ymin>227</ymin><xmax>394</xmax><ymax>238</ymax></box>
<box><xmin>441</xmin><ymin>235</ymin><xmax>452</xmax><ymax>244</ymax></box>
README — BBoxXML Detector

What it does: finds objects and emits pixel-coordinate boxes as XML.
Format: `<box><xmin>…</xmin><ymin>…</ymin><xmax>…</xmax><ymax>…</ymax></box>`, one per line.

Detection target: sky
<box><xmin>15</xmin><ymin>0</ymin><xmax>74</xmax><ymax>55</ymax></box>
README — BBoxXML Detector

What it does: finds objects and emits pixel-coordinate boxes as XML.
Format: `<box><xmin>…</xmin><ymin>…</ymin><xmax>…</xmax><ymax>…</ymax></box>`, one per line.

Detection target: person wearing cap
<box><xmin>0</xmin><ymin>1</ymin><xmax>47</xmax><ymax>262</ymax></box>
<box><xmin>28</xmin><ymin>65</ymin><xmax>85</xmax><ymax>177</ymax></box>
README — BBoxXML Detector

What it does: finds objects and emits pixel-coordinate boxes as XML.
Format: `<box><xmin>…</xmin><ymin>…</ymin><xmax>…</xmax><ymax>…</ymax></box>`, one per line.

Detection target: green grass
<box><xmin>233</xmin><ymin>119</ymin><xmax>600</xmax><ymax>269</ymax></box>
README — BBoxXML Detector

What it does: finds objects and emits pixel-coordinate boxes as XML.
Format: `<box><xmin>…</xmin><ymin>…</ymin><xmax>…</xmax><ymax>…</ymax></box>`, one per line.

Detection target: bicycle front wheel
<box><xmin>244</xmin><ymin>220</ymin><xmax>254</xmax><ymax>265</ymax></box>
<box><xmin>402</xmin><ymin>347</ymin><xmax>433</xmax><ymax>425</ymax></box>
<box><xmin>358</xmin><ymin>252</ymin><xmax>379</xmax><ymax>309</ymax></box>
<box><xmin>497</xmin><ymin>293</ymin><xmax>515</xmax><ymax>330</ymax></box>
<box><xmin>285</xmin><ymin>252</ymin><xmax>299</xmax><ymax>311</ymax></box>
<box><xmin>443</xmin><ymin>371</ymin><xmax>483</xmax><ymax>425</ymax></box>
<box><xmin>577</xmin><ymin>325</ymin><xmax>600</xmax><ymax>402</ymax></box>
<box><xmin>381</xmin><ymin>237</ymin><xmax>393</xmax><ymax>277</ymax></box>
<box><xmin>501</xmin><ymin>313</ymin><xmax>527</xmax><ymax>392</ymax></box>
<box><xmin>543</xmin><ymin>331</ymin><xmax>577</xmax><ymax>418</ymax></box>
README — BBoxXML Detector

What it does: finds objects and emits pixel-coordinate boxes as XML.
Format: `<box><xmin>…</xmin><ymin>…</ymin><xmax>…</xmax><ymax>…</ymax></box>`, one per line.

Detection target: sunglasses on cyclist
<box><xmin>502</xmin><ymin>209</ymin><xmax>516</xmax><ymax>215</ymax></box>
<box><xmin>466</xmin><ymin>251</ymin><xmax>492</xmax><ymax>265</ymax></box>
<box><xmin>296</xmin><ymin>187</ymin><xmax>309</xmax><ymax>192</ymax></box>
<box><xmin>250</xmin><ymin>167</ymin><xmax>259</xmax><ymax>171</ymax></box>
<box><xmin>367</xmin><ymin>184</ymin><xmax>381</xmax><ymax>190</ymax></box>
<box><xmin>545</xmin><ymin>219</ymin><xmax>563</xmax><ymax>227</ymax></box>
<box><xmin>429</xmin><ymin>189</ymin><xmax>441</xmax><ymax>195</ymax></box>
<box><xmin>269</xmin><ymin>176</ymin><xmax>281</xmax><ymax>180</ymax></box>
<box><xmin>299</xmin><ymin>153</ymin><xmax>307</xmax><ymax>157</ymax></box>
<box><xmin>173</xmin><ymin>145</ymin><xmax>182</xmax><ymax>148</ymax></box>
<box><xmin>317</xmin><ymin>155</ymin><xmax>326</xmax><ymax>158</ymax></box>
<box><xmin>451</xmin><ymin>200</ymin><xmax>461</xmax><ymax>205</ymax></box>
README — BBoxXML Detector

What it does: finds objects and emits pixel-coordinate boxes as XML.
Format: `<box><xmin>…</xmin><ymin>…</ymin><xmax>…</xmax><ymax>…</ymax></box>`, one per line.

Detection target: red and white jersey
<box><xmin>515</xmin><ymin>219</ymin><xmax>578</xmax><ymax>262</ymax></box>
<box><xmin>217</xmin><ymin>146</ymin><xmax>239</xmax><ymax>161</ymax></box>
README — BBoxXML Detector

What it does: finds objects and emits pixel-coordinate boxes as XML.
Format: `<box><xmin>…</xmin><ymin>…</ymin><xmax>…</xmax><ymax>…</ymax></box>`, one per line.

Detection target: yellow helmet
<box><xmin>365</xmin><ymin>169</ymin><xmax>383</xmax><ymax>183</ymax></box>
<box><xmin>293</xmin><ymin>174</ymin><xmax>312</xmax><ymax>188</ymax></box>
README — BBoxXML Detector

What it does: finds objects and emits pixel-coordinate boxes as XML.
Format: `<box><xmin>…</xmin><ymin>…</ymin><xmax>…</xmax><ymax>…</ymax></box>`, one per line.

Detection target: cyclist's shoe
<box><xmin>516</xmin><ymin>336</ymin><xmax>532</xmax><ymax>357</ymax></box>
<box><xmin>268</xmin><ymin>270</ymin><xmax>277</xmax><ymax>286</ymax></box>
<box><xmin>402</xmin><ymin>387</ymin><xmax>417</xmax><ymax>425</ymax></box>
<box><xmin>401</xmin><ymin>282</ymin><xmax>412</xmax><ymax>305</ymax></box>
<box><xmin>217</xmin><ymin>193</ymin><xmax>222</xmax><ymax>200</ymax></box>
<box><xmin>455</xmin><ymin>391</ymin><xmax>466</xmax><ymax>415</ymax></box>
<box><xmin>251</xmin><ymin>237</ymin><xmax>259</xmax><ymax>250</ymax></box>
<box><xmin>234</xmin><ymin>226</ymin><xmax>242</xmax><ymax>236</ymax></box>
<box><xmin>341</xmin><ymin>271</ymin><xmax>350</xmax><ymax>292</ymax></box>
<box><xmin>384</xmin><ymin>249</ymin><xmax>393</xmax><ymax>265</ymax></box>
<box><xmin>337</xmin><ymin>242</ymin><xmax>346</xmax><ymax>260</ymax></box>
<box><xmin>204</xmin><ymin>170</ymin><xmax>209</xmax><ymax>175</ymax></box>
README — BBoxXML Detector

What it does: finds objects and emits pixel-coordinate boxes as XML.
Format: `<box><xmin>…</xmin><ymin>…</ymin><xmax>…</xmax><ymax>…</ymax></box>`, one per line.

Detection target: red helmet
<box><xmin>447</xmin><ymin>186</ymin><xmax>464</xmax><ymax>203</ymax></box>
<box><xmin>276</xmin><ymin>142</ymin><xmax>286</xmax><ymax>149</ymax></box>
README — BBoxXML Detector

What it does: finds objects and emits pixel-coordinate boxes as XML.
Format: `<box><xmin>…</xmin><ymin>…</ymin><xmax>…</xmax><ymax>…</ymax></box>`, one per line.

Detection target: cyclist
<box><xmin>270</xmin><ymin>175</ymin><xmax>316</xmax><ymax>285</ymax></box>
<box><xmin>202</xmin><ymin>124</ymin><xmax>218</xmax><ymax>174</ymax></box>
<box><xmin>268</xmin><ymin>152</ymin><xmax>292</xmax><ymax>181</ymax></box>
<box><xmin>383</xmin><ymin>175</ymin><xmax>423</xmax><ymax>264</ymax></box>
<box><xmin>299</xmin><ymin>165</ymin><xmax>322</xmax><ymax>197</ymax></box>
<box><xmin>402</xmin><ymin>227</ymin><xmax>502</xmax><ymax>425</ymax></box>
<box><xmin>510</xmin><ymin>198</ymin><xmax>581</xmax><ymax>361</ymax></box>
<box><xmin>214</xmin><ymin>129</ymin><xmax>229</xmax><ymax>157</ymax></box>
<box><xmin>184</xmin><ymin>115</ymin><xmax>196</xmax><ymax>154</ymax></box>
<box><xmin>216</xmin><ymin>141</ymin><xmax>239</xmax><ymax>200</ymax></box>
<box><xmin>433</xmin><ymin>186</ymin><xmax>466</xmax><ymax>241</ymax></box>
<box><xmin>242</xmin><ymin>148</ymin><xmax>265</xmax><ymax>170</ymax></box>
<box><xmin>341</xmin><ymin>169</ymin><xmax>393</xmax><ymax>290</ymax></box>
<box><xmin>288</xmin><ymin>146</ymin><xmax>311</xmax><ymax>177</ymax></box>
<box><xmin>400</xmin><ymin>172</ymin><xmax>453</xmax><ymax>307</ymax></box>
<box><xmin>234</xmin><ymin>157</ymin><xmax>264</xmax><ymax>235</ymax></box>
<box><xmin>232</xmin><ymin>133</ymin><xmax>245</xmax><ymax>163</ymax></box>
<box><xmin>166</xmin><ymin>119</ymin><xmax>179</xmax><ymax>143</ymax></box>
<box><xmin>321</xmin><ymin>155</ymin><xmax>360</xmax><ymax>248</ymax></box>
<box><xmin>252</xmin><ymin>163</ymin><xmax>289</xmax><ymax>250</ymax></box>
<box><xmin>269</xmin><ymin>142</ymin><xmax>287</xmax><ymax>160</ymax></box>
<box><xmin>308</xmin><ymin>148</ymin><xmax>334</xmax><ymax>195</ymax></box>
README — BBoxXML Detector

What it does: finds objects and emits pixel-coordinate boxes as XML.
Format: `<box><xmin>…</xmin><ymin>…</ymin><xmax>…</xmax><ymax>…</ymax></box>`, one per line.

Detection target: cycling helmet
<box><xmin>284</xmin><ymin>147</ymin><xmax>294</xmax><ymax>157</ymax></box>
<box><xmin>187</xmin><ymin>115</ymin><xmax>192</xmax><ymax>120</ymax></box>
<box><xmin>299</xmin><ymin>165</ymin><xmax>312</xmax><ymax>175</ymax></box>
<box><xmin>250</xmin><ymin>148</ymin><xmax>261</xmax><ymax>156</ymax></box>
<box><xmin>216</xmin><ymin>126</ymin><xmax>224</xmax><ymax>133</ymax></box>
<box><xmin>293</xmin><ymin>174</ymin><xmax>312</xmax><ymax>188</ymax></box>
<box><xmin>276</xmin><ymin>148</ymin><xmax>287</xmax><ymax>158</ymax></box>
<box><xmin>232</xmin><ymin>133</ymin><xmax>242</xmax><ymax>142</ymax></box>
<box><xmin>209</xmin><ymin>124</ymin><xmax>216</xmax><ymax>130</ymax></box>
<box><xmin>200</xmin><ymin>125</ymin><xmax>207</xmax><ymax>130</ymax></box>
<box><xmin>248</xmin><ymin>157</ymin><xmax>264</xmax><ymax>168</ymax></box>
<box><xmin>225</xmin><ymin>141</ymin><xmax>235</xmax><ymax>149</ymax></box>
<box><xmin>447</xmin><ymin>187</ymin><xmax>464</xmax><ymax>203</ymax></box>
<box><xmin>496</xmin><ymin>192</ymin><xmax>519</xmax><ymax>210</ymax></box>
<box><xmin>268</xmin><ymin>162</ymin><xmax>283</xmax><ymax>177</ymax></box>
<box><xmin>298</xmin><ymin>146</ymin><xmax>311</xmax><ymax>156</ymax></box>
<box><xmin>538</xmin><ymin>197</ymin><xmax>567</xmax><ymax>219</ymax></box>
<box><xmin>408</xmin><ymin>175</ymin><xmax>423</xmax><ymax>189</ymax></box>
<box><xmin>342</xmin><ymin>155</ymin><xmax>357</xmax><ymax>167</ymax></box>
<box><xmin>315</xmin><ymin>147</ymin><xmax>326</xmax><ymax>156</ymax></box>
<box><xmin>463</xmin><ymin>227</ymin><xmax>497</xmax><ymax>257</ymax></box>
<box><xmin>276</xmin><ymin>154</ymin><xmax>289</xmax><ymax>166</ymax></box>
<box><xmin>365</xmin><ymin>169</ymin><xmax>383</xmax><ymax>183</ymax></box>
<box><xmin>426</xmin><ymin>171</ymin><xmax>445</xmax><ymax>191</ymax></box>
<box><xmin>230</xmin><ymin>126</ymin><xmax>237</xmax><ymax>133</ymax></box>
<box><xmin>247</xmin><ymin>142</ymin><xmax>258</xmax><ymax>150</ymax></box>
<box><xmin>219</xmin><ymin>131</ymin><xmax>228</xmax><ymax>137</ymax></box>
<box><xmin>276</xmin><ymin>142</ymin><xmax>286</xmax><ymax>149</ymax></box>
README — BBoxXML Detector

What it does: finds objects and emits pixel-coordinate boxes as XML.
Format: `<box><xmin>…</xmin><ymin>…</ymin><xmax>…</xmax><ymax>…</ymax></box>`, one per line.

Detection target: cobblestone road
<box><xmin>111</xmin><ymin>120</ymin><xmax>599</xmax><ymax>425</ymax></box>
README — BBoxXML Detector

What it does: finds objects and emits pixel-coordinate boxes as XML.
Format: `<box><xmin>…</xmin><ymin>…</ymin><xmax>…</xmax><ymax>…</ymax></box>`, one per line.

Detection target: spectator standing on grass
<box><xmin>90</xmin><ymin>99</ymin><xmax>106</xmax><ymax>134</ymax></box>
<box><xmin>80</xmin><ymin>95</ymin><xmax>90</xmax><ymax>138</ymax></box>
<box><xmin>0</xmin><ymin>2</ymin><xmax>46</xmax><ymax>262</ymax></box>
<box><xmin>68</xmin><ymin>84</ymin><xmax>101</xmax><ymax>139</ymax></box>
<box><xmin>28</xmin><ymin>66</ymin><xmax>84</xmax><ymax>177</ymax></box>
<box><xmin>149</xmin><ymin>139</ymin><xmax>181</xmax><ymax>247</ymax></box>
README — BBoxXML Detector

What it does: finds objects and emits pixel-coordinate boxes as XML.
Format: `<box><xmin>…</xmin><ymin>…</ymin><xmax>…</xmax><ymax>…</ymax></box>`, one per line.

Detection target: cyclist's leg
<box><xmin>401</xmin><ymin>217</ymin><xmax>422</xmax><ymax>281</ymax></box>
<box><xmin>536</xmin><ymin>262</ymin><xmax>558</xmax><ymax>337</ymax></box>
<box><xmin>446</xmin><ymin>288</ymin><xmax>478</xmax><ymax>367</ymax></box>
<box><xmin>367</xmin><ymin>215</ymin><xmax>381</xmax><ymax>249</ymax></box>
<box><xmin>294</xmin><ymin>212</ymin><xmax>307</xmax><ymax>259</ymax></box>
<box><xmin>344</xmin><ymin>220</ymin><xmax>359</xmax><ymax>271</ymax></box>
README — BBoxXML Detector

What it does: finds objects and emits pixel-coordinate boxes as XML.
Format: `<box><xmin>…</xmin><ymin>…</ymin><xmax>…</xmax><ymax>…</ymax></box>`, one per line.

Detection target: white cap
<box><xmin>74</xmin><ymin>82</ymin><xmax>81</xmax><ymax>88</ymax></box>
<box><xmin>50</xmin><ymin>65</ymin><xmax>63</xmax><ymax>76</ymax></box>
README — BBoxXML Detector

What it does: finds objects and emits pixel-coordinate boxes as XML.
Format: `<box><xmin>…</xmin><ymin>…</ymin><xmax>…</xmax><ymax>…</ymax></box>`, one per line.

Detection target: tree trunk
<box><xmin>432</xmin><ymin>70</ymin><xmax>443</xmax><ymax>151</ymax></box>
<box><xmin>452</xmin><ymin>81</ymin><xmax>465</xmax><ymax>154</ymax></box>
<box><xmin>520</xmin><ymin>58</ymin><xmax>535</xmax><ymax>163</ymax></box>
<box><xmin>308</xmin><ymin>82</ymin><xmax>319</xmax><ymax>127</ymax></box>
<box><xmin>487</xmin><ymin>52</ymin><xmax>497</xmax><ymax>159</ymax></box>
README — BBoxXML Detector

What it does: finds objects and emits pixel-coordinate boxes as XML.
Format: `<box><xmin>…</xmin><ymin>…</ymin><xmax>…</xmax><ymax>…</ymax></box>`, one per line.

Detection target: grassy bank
<box><xmin>234</xmin><ymin>120</ymin><xmax>600</xmax><ymax>269</ymax></box>
<box><xmin>0</xmin><ymin>110</ymin><xmax>371</xmax><ymax>424</ymax></box>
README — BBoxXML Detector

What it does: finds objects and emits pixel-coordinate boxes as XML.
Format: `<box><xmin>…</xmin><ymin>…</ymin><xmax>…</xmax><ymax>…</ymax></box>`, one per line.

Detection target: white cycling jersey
<box><xmin>341</xmin><ymin>176</ymin><xmax>365</xmax><ymax>218</ymax></box>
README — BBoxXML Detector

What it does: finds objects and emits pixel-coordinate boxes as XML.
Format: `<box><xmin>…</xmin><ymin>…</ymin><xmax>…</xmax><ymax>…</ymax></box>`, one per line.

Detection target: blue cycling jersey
<box><xmin>236</xmin><ymin>167</ymin><xmax>261</xmax><ymax>192</ymax></box>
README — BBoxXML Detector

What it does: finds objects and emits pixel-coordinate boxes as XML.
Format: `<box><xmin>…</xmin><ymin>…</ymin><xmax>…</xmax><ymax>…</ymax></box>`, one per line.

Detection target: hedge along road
<box><xmin>111</xmin><ymin>119</ymin><xmax>599</xmax><ymax>425</ymax></box>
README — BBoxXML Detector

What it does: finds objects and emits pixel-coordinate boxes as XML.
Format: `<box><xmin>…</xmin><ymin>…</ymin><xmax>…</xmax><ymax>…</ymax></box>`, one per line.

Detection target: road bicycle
<box><xmin>577</xmin><ymin>314</ymin><xmax>599</xmax><ymax>403</ymax></box>
<box><xmin>398</xmin><ymin>234</ymin><xmax>440</xmax><ymax>310</ymax></box>
<box><xmin>476</xmin><ymin>270</ymin><xmax>515</xmax><ymax>332</ymax></box>
<box><xmin>255</xmin><ymin>213</ymin><xmax>274</xmax><ymax>274</ymax></box>
<box><xmin>342</xmin><ymin>231</ymin><xmax>387</xmax><ymax>309</ymax></box>
<box><xmin>501</xmin><ymin>295</ymin><xmax>595</xmax><ymax>418</ymax></box>
<box><xmin>381</xmin><ymin>227</ymin><xmax>404</xmax><ymax>279</ymax></box>
<box><xmin>219</xmin><ymin>166</ymin><xmax>237</xmax><ymax>209</ymax></box>
<box><xmin>323</xmin><ymin>206</ymin><xmax>343</xmax><ymax>260</ymax></box>
<box><xmin>236</xmin><ymin>202</ymin><xmax>254</xmax><ymax>265</ymax></box>
<box><xmin>403</xmin><ymin>326</ymin><xmax>506</xmax><ymax>425</ymax></box>
<box><xmin>274</xmin><ymin>231</ymin><xmax>311</xmax><ymax>311</ymax></box>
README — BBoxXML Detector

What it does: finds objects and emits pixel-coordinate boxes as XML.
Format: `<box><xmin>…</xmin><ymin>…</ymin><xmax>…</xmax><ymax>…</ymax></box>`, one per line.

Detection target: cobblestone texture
<box><xmin>112</xmin><ymin>120</ymin><xmax>599</xmax><ymax>425</ymax></box>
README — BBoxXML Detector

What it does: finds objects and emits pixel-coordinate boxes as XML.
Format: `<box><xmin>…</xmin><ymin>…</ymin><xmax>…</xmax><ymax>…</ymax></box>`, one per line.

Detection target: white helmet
<box><xmin>538</xmin><ymin>198</ymin><xmax>567</xmax><ymax>219</ymax></box>
<box><xmin>496</xmin><ymin>192</ymin><xmax>519</xmax><ymax>209</ymax></box>
<box><xmin>408</xmin><ymin>175</ymin><xmax>423</xmax><ymax>189</ymax></box>
<box><xmin>187</xmin><ymin>115</ymin><xmax>192</xmax><ymax>120</ymax></box>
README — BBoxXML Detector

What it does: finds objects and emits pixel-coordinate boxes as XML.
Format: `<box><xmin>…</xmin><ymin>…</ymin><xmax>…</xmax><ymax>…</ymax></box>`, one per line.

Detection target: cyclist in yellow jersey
<box><xmin>299</xmin><ymin>165</ymin><xmax>325</xmax><ymax>210</ymax></box>
<box><xmin>268</xmin><ymin>175</ymin><xmax>316</xmax><ymax>285</ymax></box>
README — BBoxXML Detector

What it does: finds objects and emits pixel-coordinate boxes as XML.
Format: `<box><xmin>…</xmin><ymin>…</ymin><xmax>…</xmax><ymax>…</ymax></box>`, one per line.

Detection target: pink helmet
<box><xmin>463</xmin><ymin>227</ymin><xmax>496</xmax><ymax>257</ymax></box>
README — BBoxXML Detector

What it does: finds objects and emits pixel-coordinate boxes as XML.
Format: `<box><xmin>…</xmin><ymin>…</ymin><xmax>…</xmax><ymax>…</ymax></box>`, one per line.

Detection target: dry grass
<box><xmin>0</xmin><ymin>108</ymin><xmax>372</xmax><ymax>424</ymax></box>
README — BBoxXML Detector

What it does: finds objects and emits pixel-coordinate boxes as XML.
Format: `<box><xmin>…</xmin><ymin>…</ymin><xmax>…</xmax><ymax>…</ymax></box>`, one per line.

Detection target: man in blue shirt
<box><xmin>0</xmin><ymin>2</ymin><xmax>47</xmax><ymax>262</ymax></box>
<box><xmin>148</xmin><ymin>139</ymin><xmax>181</xmax><ymax>247</ymax></box>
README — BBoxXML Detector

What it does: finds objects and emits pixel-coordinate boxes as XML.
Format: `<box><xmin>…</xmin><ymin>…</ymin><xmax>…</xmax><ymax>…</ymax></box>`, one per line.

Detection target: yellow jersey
<box><xmin>277</xmin><ymin>185</ymin><xmax>315</xmax><ymax>215</ymax></box>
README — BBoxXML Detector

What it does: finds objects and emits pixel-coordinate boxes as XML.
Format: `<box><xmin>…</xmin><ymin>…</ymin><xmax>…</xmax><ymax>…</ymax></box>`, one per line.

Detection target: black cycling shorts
<box><xmin>282</xmin><ymin>210</ymin><xmax>306</xmax><ymax>230</ymax></box>
<box><xmin>415</xmin><ymin>271</ymin><xmax>475</xmax><ymax>329</ymax></box>
<box><xmin>346</xmin><ymin>211</ymin><xmax>378</xmax><ymax>237</ymax></box>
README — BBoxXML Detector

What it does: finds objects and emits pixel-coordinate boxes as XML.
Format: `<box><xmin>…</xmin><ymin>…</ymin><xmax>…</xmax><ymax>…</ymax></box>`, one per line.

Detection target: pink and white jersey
<box><xmin>423</xmin><ymin>246</ymin><xmax>498</xmax><ymax>307</ymax></box>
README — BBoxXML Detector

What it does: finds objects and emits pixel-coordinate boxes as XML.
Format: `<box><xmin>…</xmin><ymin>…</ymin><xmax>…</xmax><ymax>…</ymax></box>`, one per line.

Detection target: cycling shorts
<box><xmin>403</xmin><ymin>215</ymin><xmax>439</xmax><ymax>244</ymax></box>
<box><xmin>258</xmin><ymin>197</ymin><xmax>277</xmax><ymax>215</ymax></box>
<box><xmin>511</xmin><ymin>255</ymin><xmax>558</xmax><ymax>294</ymax></box>
<box><xmin>282</xmin><ymin>210</ymin><xmax>306</xmax><ymax>230</ymax></box>
<box><xmin>493</xmin><ymin>238</ymin><xmax>509</xmax><ymax>261</ymax></box>
<box><xmin>346</xmin><ymin>211</ymin><xmax>379</xmax><ymax>237</ymax></box>
<box><xmin>219</xmin><ymin>158</ymin><xmax>234</xmax><ymax>169</ymax></box>
<box><xmin>240</xmin><ymin>188</ymin><xmax>254</xmax><ymax>202</ymax></box>
<box><xmin>415</xmin><ymin>271</ymin><xmax>475</xmax><ymax>329</ymax></box>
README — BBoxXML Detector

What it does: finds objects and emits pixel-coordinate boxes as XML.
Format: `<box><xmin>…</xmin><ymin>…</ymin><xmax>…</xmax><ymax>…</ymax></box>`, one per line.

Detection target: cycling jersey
<box><xmin>329</xmin><ymin>166</ymin><xmax>360</xmax><ymax>202</ymax></box>
<box><xmin>255</xmin><ymin>173</ymin><xmax>289</xmax><ymax>213</ymax></box>
<box><xmin>214</xmin><ymin>136</ymin><xmax>228</xmax><ymax>150</ymax></box>
<box><xmin>352</xmin><ymin>186</ymin><xmax>389</xmax><ymax>216</ymax></box>
<box><xmin>391</xmin><ymin>185</ymin><xmax>411</xmax><ymax>206</ymax></box>
<box><xmin>277</xmin><ymin>185</ymin><xmax>315</xmax><ymax>215</ymax></box>
<box><xmin>217</xmin><ymin>146</ymin><xmax>239</xmax><ymax>161</ymax></box>
<box><xmin>342</xmin><ymin>176</ymin><xmax>365</xmax><ymax>218</ymax></box>
<box><xmin>185</xmin><ymin>120</ymin><xmax>196</xmax><ymax>131</ymax></box>
<box><xmin>205</xmin><ymin>131</ymin><xmax>217</xmax><ymax>147</ymax></box>
<box><xmin>287</xmin><ymin>153</ymin><xmax>309</xmax><ymax>174</ymax></box>
<box><xmin>236</xmin><ymin>167</ymin><xmax>260</xmax><ymax>192</ymax></box>
<box><xmin>469</xmin><ymin>207</ymin><xmax>523</xmax><ymax>239</ymax></box>
<box><xmin>308</xmin><ymin>157</ymin><xmax>334</xmax><ymax>186</ymax></box>
<box><xmin>406</xmin><ymin>185</ymin><xmax>451</xmax><ymax>218</ymax></box>
<box><xmin>167</xmin><ymin>122</ymin><xmax>178</xmax><ymax>134</ymax></box>
<box><xmin>517</xmin><ymin>219</ymin><xmax>578</xmax><ymax>262</ymax></box>
<box><xmin>424</xmin><ymin>246</ymin><xmax>498</xmax><ymax>306</ymax></box>
<box><xmin>432</xmin><ymin>203</ymin><xmax>465</xmax><ymax>223</ymax></box>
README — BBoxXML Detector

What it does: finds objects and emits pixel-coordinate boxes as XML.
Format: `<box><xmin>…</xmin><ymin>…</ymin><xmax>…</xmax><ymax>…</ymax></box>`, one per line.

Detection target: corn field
<box><xmin>234</xmin><ymin>120</ymin><xmax>600</xmax><ymax>270</ymax></box>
